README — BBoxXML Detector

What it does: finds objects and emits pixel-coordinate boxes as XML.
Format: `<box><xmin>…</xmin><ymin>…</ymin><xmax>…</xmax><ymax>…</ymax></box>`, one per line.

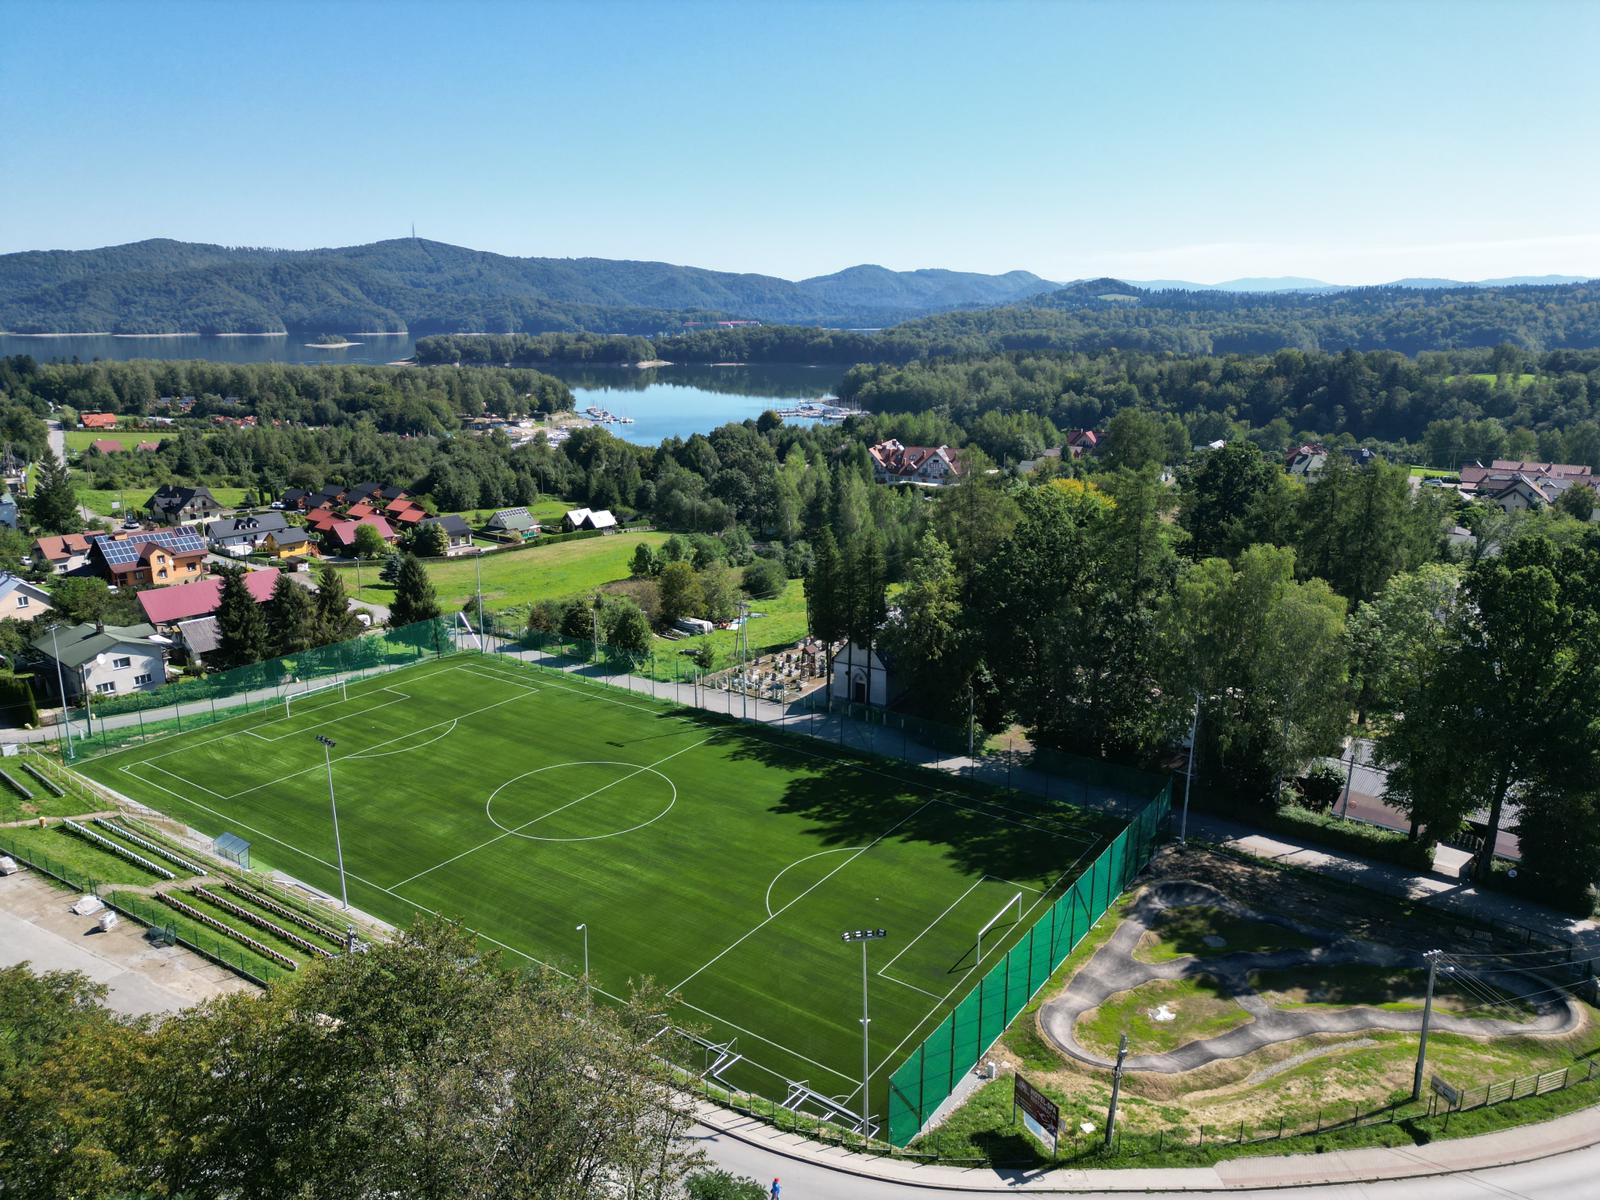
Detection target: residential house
<box><xmin>89</xmin><ymin>529</ymin><xmax>208</xmax><ymax>587</ymax></box>
<box><xmin>137</xmin><ymin>568</ymin><xmax>279</xmax><ymax>635</ymax></box>
<box><xmin>388</xmin><ymin>502</ymin><xmax>427</xmax><ymax>530</ymax></box>
<box><xmin>30</xmin><ymin>620</ymin><xmax>168</xmax><ymax>702</ymax></box>
<box><xmin>562</xmin><ymin>507</ymin><xmax>618</xmax><ymax>532</ymax></box>
<box><xmin>345</xmin><ymin>502</ymin><xmax>379</xmax><ymax>520</ymax></box>
<box><xmin>32</xmin><ymin>533</ymin><xmax>95</xmax><ymax>575</ymax></box>
<box><xmin>485</xmin><ymin>506</ymin><xmax>539</xmax><ymax>539</ymax></box>
<box><xmin>0</xmin><ymin>492</ymin><xmax>18</xmax><ymax>530</ymax></box>
<box><xmin>89</xmin><ymin>439</ymin><xmax>125</xmax><ymax>455</ymax></box>
<box><xmin>263</xmin><ymin>529</ymin><xmax>313</xmax><ymax>560</ymax></box>
<box><xmin>304</xmin><ymin>507</ymin><xmax>342</xmax><ymax>535</ymax></box>
<box><xmin>1459</xmin><ymin>460</ymin><xmax>1600</xmax><ymax>516</ymax></box>
<box><xmin>830</xmin><ymin>640</ymin><xmax>901</xmax><ymax>708</ymax></box>
<box><xmin>342</xmin><ymin>482</ymin><xmax>383</xmax><ymax>508</ymax></box>
<box><xmin>1286</xmin><ymin>443</ymin><xmax>1328</xmax><ymax>478</ymax></box>
<box><xmin>279</xmin><ymin>487</ymin><xmax>311</xmax><ymax>511</ymax></box>
<box><xmin>867</xmin><ymin>440</ymin><xmax>964</xmax><ymax>486</ymax></box>
<box><xmin>324</xmin><ymin>515</ymin><xmax>397</xmax><ymax>554</ymax></box>
<box><xmin>306</xmin><ymin>486</ymin><xmax>345</xmax><ymax>510</ymax></box>
<box><xmin>1065</xmin><ymin>429</ymin><xmax>1101</xmax><ymax>458</ymax></box>
<box><xmin>205</xmin><ymin>511</ymin><xmax>292</xmax><ymax>553</ymax></box>
<box><xmin>420</xmin><ymin>515</ymin><xmax>474</xmax><ymax>553</ymax></box>
<box><xmin>145</xmin><ymin>483</ymin><xmax>225</xmax><ymax>525</ymax></box>
<box><xmin>135</xmin><ymin>440</ymin><xmax>161</xmax><ymax>453</ymax></box>
<box><xmin>0</xmin><ymin>573</ymin><xmax>53</xmax><ymax>622</ymax></box>
<box><xmin>1016</xmin><ymin>447</ymin><xmax>1062</xmax><ymax>475</ymax></box>
<box><xmin>79</xmin><ymin>412</ymin><xmax>118</xmax><ymax>430</ymax></box>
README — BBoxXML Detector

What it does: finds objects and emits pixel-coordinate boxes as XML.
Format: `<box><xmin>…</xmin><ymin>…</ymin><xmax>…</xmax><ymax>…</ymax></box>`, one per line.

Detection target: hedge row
<box><xmin>1263</xmin><ymin>805</ymin><xmax>1436</xmax><ymax>872</ymax></box>
<box><xmin>1481</xmin><ymin>861</ymin><xmax>1598</xmax><ymax>918</ymax></box>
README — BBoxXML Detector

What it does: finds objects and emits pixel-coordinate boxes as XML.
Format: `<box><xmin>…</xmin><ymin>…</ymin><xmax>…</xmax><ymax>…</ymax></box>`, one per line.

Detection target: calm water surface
<box><xmin>0</xmin><ymin>335</ymin><xmax>851</xmax><ymax>443</ymax></box>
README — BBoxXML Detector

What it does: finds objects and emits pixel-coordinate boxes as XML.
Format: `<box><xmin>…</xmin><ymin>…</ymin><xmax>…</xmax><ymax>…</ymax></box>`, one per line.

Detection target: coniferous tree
<box><xmin>389</xmin><ymin>553</ymin><xmax>440</xmax><ymax>628</ymax></box>
<box><xmin>212</xmin><ymin>568</ymin><xmax>270</xmax><ymax>670</ymax></box>
<box><xmin>29</xmin><ymin>451</ymin><xmax>79</xmax><ymax>534</ymax></box>
<box><xmin>312</xmin><ymin>564</ymin><xmax>359</xmax><ymax>646</ymax></box>
<box><xmin>264</xmin><ymin>571</ymin><xmax>314</xmax><ymax>657</ymax></box>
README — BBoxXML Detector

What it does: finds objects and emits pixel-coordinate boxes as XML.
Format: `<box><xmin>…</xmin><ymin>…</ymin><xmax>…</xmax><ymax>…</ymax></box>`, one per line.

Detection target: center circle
<box><xmin>485</xmin><ymin>760</ymin><xmax>677</xmax><ymax>842</ymax></box>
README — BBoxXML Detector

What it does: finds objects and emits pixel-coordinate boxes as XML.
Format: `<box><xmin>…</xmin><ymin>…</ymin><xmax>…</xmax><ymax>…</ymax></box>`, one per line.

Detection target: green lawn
<box><xmin>76</xmin><ymin>652</ymin><xmax>1125</xmax><ymax>1129</ymax></box>
<box><xmin>1076</xmin><ymin>975</ymin><xmax>1252</xmax><ymax>1057</ymax></box>
<box><xmin>641</xmin><ymin>577</ymin><xmax>810</xmax><ymax>680</ymax></box>
<box><xmin>1447</xmin><ymin>372</ymin><xmax>1537</xmax><ymax>390</ymax></box>
<box><xmin>1135</xmin><ymin>906</ymin><xmax>1317</xmax><ymax>963</ymax></box>
<box><xmin>1407</xmin><ymin>465</ymin><xmax>1460</xmax><ymax>479</ymax></box>
<box><xmin>0</xmin><ymin>821</ymin><xmax>175</xmax><ymax>888</ymax></box>
<box><xmin>73</xmin><ymin>479</ymin><xmax>252</xmax><ymax>519</ymax></box>
<box><xmin>336</xmin><ymin>531</ymin><xmax>670</xmax><ymax>610</ymax></box>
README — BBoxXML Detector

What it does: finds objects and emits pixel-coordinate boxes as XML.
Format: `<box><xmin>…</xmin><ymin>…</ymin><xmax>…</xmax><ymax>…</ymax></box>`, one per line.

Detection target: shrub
<box><xmin>1481</xmin><ymin>860</ymin><xmax>1597</xmax><ymax>918</ymax></box>
<box><xmin>1268</xmin><ymin>805</ymin><xmax>1436</xmax><ymax>872</ymax></box>
<box><xmin>1295</xmin><ymin>761</ymin><xmax>1345</xmax><ymax>813</ymax></box>
<box><xmin>742</xmin><ymin>556</ymin><xmax>786</xmax><ymax>600</ymax></box>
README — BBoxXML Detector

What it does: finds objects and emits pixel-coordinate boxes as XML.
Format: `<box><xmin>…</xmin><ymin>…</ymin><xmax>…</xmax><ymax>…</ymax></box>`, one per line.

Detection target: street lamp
<box><xmin>47</xmin><ymin>623</ymin><xmax>74</xmax><ymax>760</ymax></box>
<box><xmin>842</xmin><ymin>927</ymin><xmax>888</xmax><ymax>1137</ymax></box>
<box><xmin>316</xmin><ymin>735</ymin><xmax>348</xmax><ymax>909</ymax></box>
<box><xmin>576</xmin><ymin>923</ymin><xmax>589</xmax><ymax>995</ymax></box>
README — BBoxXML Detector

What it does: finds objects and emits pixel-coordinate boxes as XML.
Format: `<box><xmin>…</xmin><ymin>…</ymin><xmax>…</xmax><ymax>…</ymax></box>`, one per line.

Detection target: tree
<box><xmin>602</xmin><ymin>599</ymin><xmax>653</xmax><ymax>656</ymax></box>
<box><xmin>1376</xmin><ymin>535</ymin><xmax>1600</xmax><ymax>881</ymax></box>
<box><xmin>409</xmin><ymin>521</ymin><xmax>448</xmax><ymax>558</ymax></box>
<box><xmin>1555</xmin><ymin>484</ymin><xmax>1596</xmax><ymax>523</ymax></box>
<box><xmin>1294</xmin><ymin>455</ymin><xmax>1445</xmax><ymax>603</ymax></box>
<box><xmin>630</xmin><ymin>542</ymin><xmax>659</xmax><ymax>578</ymax></box>
<box><xmin>350</xmin><ymin>523</ymin><xmax>389</xmax><ymax>560</ymax></box>
<box><xmin>805</xmin><ymin>527</ymin><xmax>845</xmax><ymax>650</ymax></box>
<box><xmin>1346</xmin><ymin>563</ymin><xmax>1462</xmax><ymax>721</ymax></box>
<box><xmin>45</xmin><ymin>576</ymin><xmax>141</xmax><ymax>626</ymax></box>
<box><xmin>1098</xmin><ymin>408</ymin><xmax>1169</xmax><ymax>472</ymax></box>
<box><xmin>390</xmin><ymin>554</ymin><xmax>441</xmax><ymax>628</ymax></box>
<box><xmin>656</xmin><ymin>561</ymin><xmax>703</xmax><ymax>628</ymax></box>
<box><xmin>697</xmin><ymin>564</ymin><xmax>739</xmax><ymax>624</ymax></box>
<box><xmin>1160</xmin><ymin>545</ymin><xmax>1350</xmax><ymax>807</ymax></box>
<box><xmin>212</xmin><ymin>567</ymin><xmax>270</xmax><ymax>670</ymax></box>
<box><xmin>842</xmin><ymin>530</ymin><xmax>887</xmax><ymax>648</ymax></box>
<box><xmin>312</xmin><ymin>564</ymin><xmax>359</xmax><ymax>645</ymax></box>
<box><xmin>29</xmin><ymin>451</ymin><xmax>80</xmax><ymax>534</ymax></box>
<box><xmin>379</xmin><ymin>551</ymin><xmax>404</xmax><ymax>585</ymax></box>
<box><xmin>264</xmin><ymin>571</ymin><xmax>314</xmax><ymax>657</ymax></box>
<box><xmin>880</xmin><ymin>532</ymin><xmax>963</xmax><ymax>720</ymax></box>
<box><xmin>1179</xmin><ymin>442</ymin><xmax>1293</xmax><ymax>561</ymax></box>
<box><xmin>741</xmin><ymin>556</ymin><xmax>785</xmax><ymax>600</ymax></box>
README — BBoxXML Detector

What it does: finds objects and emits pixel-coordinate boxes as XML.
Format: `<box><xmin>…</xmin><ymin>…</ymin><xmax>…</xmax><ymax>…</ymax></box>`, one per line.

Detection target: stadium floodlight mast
<box><xmin>576</xmin><ymin>923</ymin><xmax>589</xmax><ymax>996</ymax></box>
<box><xmin>841</xmin><ymin>927</ymin><xmax>887</xmax><ymax>1137</ymax></box>
<box><xmin>315</xmin><ymin>735</ymin><xmax>349</xmax><ymax>909</ymax></box>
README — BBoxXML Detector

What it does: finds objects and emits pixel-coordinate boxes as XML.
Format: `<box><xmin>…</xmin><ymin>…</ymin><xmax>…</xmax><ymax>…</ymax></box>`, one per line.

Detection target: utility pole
<box><xmin>1181</xmin><ymin>693</ymin><xmax>1199</xmax><ymax>844</ymax></box>
<box><xmin>1412</xmin><ymin>949</ymin><xmax>1445</xmax><ymax>1101</ymax></box>
<box><xmin>842</xmin><ymin>927</ymin><xmax>887</xmax><ymax>1138</ymax></box>
<box><xmin>48</xmin><ymin>623</ymin><xmax>74</xmax><ymax>760</ymax></box>
<box><xmin>316</xmin><ymin>735</ymin><xmax>348</xmax><ymax>909</ymax></box>
<box><xmin>1337</xmin><ymin>733</ymin><xmax>1359</xmax><ymax>820</ymax></box>
<box><xmin>1105</xmin><ymin>1033</ymin><xmax>1129</xmax><ymax>1149</ymax></box>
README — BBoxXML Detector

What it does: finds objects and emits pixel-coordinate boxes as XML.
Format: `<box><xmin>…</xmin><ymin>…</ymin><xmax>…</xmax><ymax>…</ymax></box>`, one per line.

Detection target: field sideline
<box><xmin>77</xmin><ymin>650</ymin><xmax>1120</xmax><ymax>1128</ymax></box>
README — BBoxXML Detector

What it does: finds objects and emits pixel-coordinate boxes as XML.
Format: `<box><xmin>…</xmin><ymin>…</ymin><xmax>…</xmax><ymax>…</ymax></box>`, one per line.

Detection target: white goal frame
<box><xmin>285</xmin><ymin>678</ymin><xmax>348</xmax><ymax>717</ymax></box>
<box><xmin>974</xmin><ymin>891</ymin><xmax>1023</xmax><ymax>964</ymax></box>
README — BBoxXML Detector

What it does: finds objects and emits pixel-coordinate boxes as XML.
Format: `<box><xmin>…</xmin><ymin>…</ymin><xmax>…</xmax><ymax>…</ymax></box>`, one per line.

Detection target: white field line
<box><xmin>114</xmin><ymin>757</ymin><xmax>854</xmax><ymax>1091</ymax></box>
<box><xmin>877</xmin><ymin>875</ymin><xmax>990</xmax><ymax>975</ymax></box>
<box><xmin>388</xmin><ymin>736</ymin><xmax>712</xmax><ymax>891</ymax></box>
<box><xmin>346</xmin><ymin>719</ymin><xmax>457</xmax><ymax>761</ymax></box>
<box><xmin>669</xmin><ymin>799</ymin><xmax>936</xmax><ymax>995</ymax></box>
<box><xmin>244</xmin><ymin>687</ymin><xmax>411</xmax><ymax>743</ymax></box>
<box><xmin>763</xmin><ymin>846</ymin><xmax>865</xmax><ymax>918</ymax></box>
<box><xmin>874</xmin><ymin>972</ymin><xmax>944</xmax><ymax>1001</ymax></box>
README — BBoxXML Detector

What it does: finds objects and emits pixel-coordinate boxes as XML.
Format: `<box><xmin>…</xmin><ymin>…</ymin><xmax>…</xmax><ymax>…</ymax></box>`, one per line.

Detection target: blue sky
<box><xmin>5</xmin><ymin>0</ymin><xmax>1598</xmax><ymax>283</ymax></box>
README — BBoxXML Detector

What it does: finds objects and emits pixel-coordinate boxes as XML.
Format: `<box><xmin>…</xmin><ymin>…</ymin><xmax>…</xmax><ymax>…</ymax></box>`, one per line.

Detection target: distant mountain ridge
<box><xmin>0</xmin><ymin>238</ymin><xmax>1056</xmax><ymax>335</ymax></box>
<box><xmin>1126</xmin><ymin>273</ymin><xmax>1594</xmax><ymax>293</ymax></box>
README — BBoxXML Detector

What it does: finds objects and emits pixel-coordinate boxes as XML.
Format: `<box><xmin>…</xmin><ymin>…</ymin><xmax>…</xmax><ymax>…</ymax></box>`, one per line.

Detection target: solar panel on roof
<box><xmin>93</xmin><ymin>530</ymin><xmax>206</xmax><ymax>565</ymax></box>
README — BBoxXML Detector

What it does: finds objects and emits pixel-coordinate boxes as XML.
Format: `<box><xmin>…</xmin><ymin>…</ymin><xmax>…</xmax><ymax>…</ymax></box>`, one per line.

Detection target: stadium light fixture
<box><xmin>576</xmin><ymin>923</ymin><xmax>589</xmax><ymax>997</ymax></box>
<box><xmin>841</xmin><ymin>927</ymin><xmax>887</xmax><ymax>1136</ymax></box>
<box><xmin>315</xmin><ymin>735</ymin><xmax>348</xmax><ymax>909</ymax></box>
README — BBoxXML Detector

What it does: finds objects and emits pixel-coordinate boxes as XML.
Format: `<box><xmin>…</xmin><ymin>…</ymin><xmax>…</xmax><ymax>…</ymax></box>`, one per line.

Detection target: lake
<box><xmin>0</xmin><ymin>334</ymin><xmax>853</xmax><ymax>444</ymax></box>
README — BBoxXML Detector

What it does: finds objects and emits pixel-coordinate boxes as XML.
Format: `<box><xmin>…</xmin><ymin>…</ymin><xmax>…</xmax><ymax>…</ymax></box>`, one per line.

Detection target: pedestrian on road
<box><xmin>769</xmin><ymin>1179</ymin><xmax>780</xmax><ymax>1200</ymax></box>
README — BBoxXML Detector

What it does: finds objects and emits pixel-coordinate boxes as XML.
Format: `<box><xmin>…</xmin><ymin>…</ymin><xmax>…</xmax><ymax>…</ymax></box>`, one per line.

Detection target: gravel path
<box><xmin>1037</xmin><ymin>881</ymin><xmax>1582</xmax><ymax>1073</ymax></box>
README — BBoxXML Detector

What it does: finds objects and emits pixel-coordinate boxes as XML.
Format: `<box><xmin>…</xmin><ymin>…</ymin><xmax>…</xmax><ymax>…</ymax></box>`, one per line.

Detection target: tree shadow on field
<box><xmin>699</xmin><ymin>716</ymin><xmax>1116</xmax><ymax>885</ymax></box>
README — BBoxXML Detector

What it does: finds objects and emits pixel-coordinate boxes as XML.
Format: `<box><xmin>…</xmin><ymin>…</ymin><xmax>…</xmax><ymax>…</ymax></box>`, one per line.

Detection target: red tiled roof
<box><xmin>327</xmin><ymin>515</ymin><xmax>395</xmax><ymax>547</ymax></box>
<box><xmin>90</xmin><ymin>439</ymin><xmax>125</xmax><ymax>454</ymax></box>
<box><xmin>305</xmin><ymin>508</ymin><xmax>340</xmax><ymax>530</ymax></box>
<box><xmin>393</xmin><ymin>508</ymin><xmax>425</xmax><ymax>524</ymax></box>
<box><xmin>345</xmin><ymin>502</ymin><xmax>377</xmax><ymax>518</ymax></box>
<box><xmin>135</xmin><ymin>441</ymin><xmax>160</xmax><ymax>452</ymax></box>
<box><xmin>137</xmin><ymin>568</ymin><xmax>280</xmax><ymax>625</ymax></box>
<box><xmin>34</xmin><ymin>533</ymin><xmax>94</xmax><ymax>561</ymax></box>
<box><xmin>868</xmin><ymin>439</ymin><xmax>963</xmax><ymax>478</ymax></box>
<box><xmin>80</xmin><ymin>412</ymin><xmax>117</xmax><ymax>429</ymax></box>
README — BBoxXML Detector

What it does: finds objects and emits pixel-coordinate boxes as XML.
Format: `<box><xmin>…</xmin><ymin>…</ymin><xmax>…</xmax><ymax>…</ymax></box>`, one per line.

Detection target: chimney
<box><xmin>95</xmin><ymin>621</ymin><xmax>105</xmax><ymax>635</ymax></box>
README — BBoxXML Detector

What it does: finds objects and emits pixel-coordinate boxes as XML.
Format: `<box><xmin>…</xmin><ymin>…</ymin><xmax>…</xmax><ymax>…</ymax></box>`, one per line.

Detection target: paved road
<box><xmin>693</xmin><ymin>1116</ymin><xmax>1600</xmax><ymax>1197</ymax></box>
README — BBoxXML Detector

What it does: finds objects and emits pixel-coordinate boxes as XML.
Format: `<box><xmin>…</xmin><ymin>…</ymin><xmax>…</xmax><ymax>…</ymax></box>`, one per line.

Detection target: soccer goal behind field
<box><xmin>285</xmin><ymin>678</ymin><xmax>348</xmax><ymax>717</ymax></box>
<box><xmin>975</xmin><ymin>891</ymin><xmax>1022</xmax><ymax>964</ymax></box>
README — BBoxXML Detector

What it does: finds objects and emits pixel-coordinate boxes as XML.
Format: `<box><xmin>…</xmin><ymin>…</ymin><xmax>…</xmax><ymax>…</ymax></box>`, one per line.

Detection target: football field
<box><xmin>78</xmin><ymin>651</ymin><xmax>1116</xmax><ymax>1128</ymax></box>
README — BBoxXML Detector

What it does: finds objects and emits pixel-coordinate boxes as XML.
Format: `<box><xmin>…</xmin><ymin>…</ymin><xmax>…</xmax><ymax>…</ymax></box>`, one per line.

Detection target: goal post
<box><xmin>975</xmin><ymin>891</ymin><xmax>1023</xmax><ymax>965</ymax></box>
<box><xmin>285</xmin><ymin>678</ymin><xmax>348</xmax><ymax>717</ymax></box>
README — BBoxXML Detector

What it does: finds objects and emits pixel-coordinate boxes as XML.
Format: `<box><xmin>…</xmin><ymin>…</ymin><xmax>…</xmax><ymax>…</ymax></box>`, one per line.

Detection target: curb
<box><xmin>691</xmin><ymin>1097</ymin><xmax>1600</xmax><ymax>1193</ymax></box>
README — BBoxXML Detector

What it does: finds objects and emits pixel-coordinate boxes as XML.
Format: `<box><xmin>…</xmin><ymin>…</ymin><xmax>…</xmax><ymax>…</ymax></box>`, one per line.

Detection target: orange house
<box><xmin>89</xmin><ymin>529</ymin><xmax>208</xmax><ymax>588</ymax></box>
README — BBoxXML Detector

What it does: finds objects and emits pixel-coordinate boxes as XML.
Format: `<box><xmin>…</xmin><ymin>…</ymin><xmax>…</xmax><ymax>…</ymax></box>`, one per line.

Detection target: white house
<box><xmin>30</xmin><ymin>621</ymin><xmax>169</xmax><ymax>702</ymax></box>
<box><xmin>867</xmin><ymin>440</ymin><xmax>964</xmax><ymax>487</ymax></box>
<box><xmin>830</xmin><ymin>640</ymin><xmax>898</xmax><ymax>708</ymax></box>
<box><xmin>0</xmin><ymin>573</ymin><xmax>53</xmax><ymax>623</ymax></box>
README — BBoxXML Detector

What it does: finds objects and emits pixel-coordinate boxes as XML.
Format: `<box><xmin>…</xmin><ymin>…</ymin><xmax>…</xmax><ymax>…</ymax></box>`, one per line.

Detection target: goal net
<box><xmin>975</xmin><ymin>891</ymin><xmax>1023</xmax><ymax>964</ymax></box>
<box><xmin>285</xmin><ymin>678</ymin><xmax>348</xmax><ymax>717</ymax></box>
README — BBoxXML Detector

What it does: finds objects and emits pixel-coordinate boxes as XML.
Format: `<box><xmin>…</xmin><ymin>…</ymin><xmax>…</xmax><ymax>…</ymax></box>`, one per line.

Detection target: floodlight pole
<box><xmin>842</xmin><ymin>927</ymin><xmax>887</xmax><ymax>1137</ymax></box>
<box><xmin>1181</xmin><ymin>692</ymin><xmax>1200</xmax><ymax>845</ymax></box>
<box><xmin>576</xmin><ymin>923</ymin><xmax>589</xmax><ymax>997</ymax></box>
<box><xmin>316</xmin><ymin>735</ymin><xmax>348</xmax><ymax>909</ymax></box>
<box><xmin>474</xmin><ymin>549</ymin><xmax>485</xmax><ymax>653</ymax></box>
<box><xmin>1412</xmin><ymin>949</ymin><xmax>1446</xmax><ymax>1101</ymax></box>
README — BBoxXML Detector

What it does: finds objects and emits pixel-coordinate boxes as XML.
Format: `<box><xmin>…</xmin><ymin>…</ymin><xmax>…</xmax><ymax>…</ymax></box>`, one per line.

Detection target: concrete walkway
<box><xmin>691</xmin><ymin>1095</ymin><xmax>1600</xmax><ymax>1194</ymax></box>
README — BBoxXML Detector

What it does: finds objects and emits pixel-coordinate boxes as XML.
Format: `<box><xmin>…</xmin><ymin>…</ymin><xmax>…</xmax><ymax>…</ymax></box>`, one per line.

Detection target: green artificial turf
<box><xmin>76</xmin><ymin>651</ymin><xmax>1127</xmax><ymax>1124</ymax></box>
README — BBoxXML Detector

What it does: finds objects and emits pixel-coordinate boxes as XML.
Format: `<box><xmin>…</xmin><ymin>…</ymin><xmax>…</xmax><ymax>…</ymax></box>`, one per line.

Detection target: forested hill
<box><xmin>887</xmin><ymin>278</ymin><xmax>1600</xmax><ymax>355</ymax></box>
<box><xmin>0</xmin><ymin>238</ymin><xmax>1054</xmax><ymax>335</ymax></box>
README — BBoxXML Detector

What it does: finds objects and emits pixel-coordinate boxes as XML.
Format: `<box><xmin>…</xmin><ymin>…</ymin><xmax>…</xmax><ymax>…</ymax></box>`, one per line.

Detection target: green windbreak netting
<box><xmin>886</xmin><ymin>783</ymin><xmax>1171</xmax><ymax>1146</ymax></box>
<box><xmin>64</xmin><ymin>618</ymin><xmax>452</xmax><ymax>761</ymax></box>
